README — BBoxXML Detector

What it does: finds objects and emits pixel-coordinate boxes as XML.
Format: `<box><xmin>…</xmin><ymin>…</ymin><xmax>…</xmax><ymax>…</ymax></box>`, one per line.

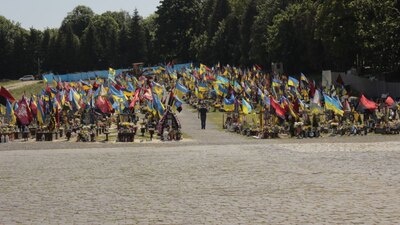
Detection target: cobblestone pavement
<box><xmin>1</xmin><ymin>143</ymin><xmax>400</xmax><ymax>224</ymax></box>
<box><xmin>1</xmin><ymin>106</ymin><xmax>400</xmax><ymax>224</ymax></box>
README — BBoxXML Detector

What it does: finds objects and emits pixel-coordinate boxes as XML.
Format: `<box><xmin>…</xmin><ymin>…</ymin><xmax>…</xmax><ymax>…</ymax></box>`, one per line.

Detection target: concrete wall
<box><xmin>322</xmin><ymin>70</ymin><xmax>400</xmax><ymax>98</ymax></box>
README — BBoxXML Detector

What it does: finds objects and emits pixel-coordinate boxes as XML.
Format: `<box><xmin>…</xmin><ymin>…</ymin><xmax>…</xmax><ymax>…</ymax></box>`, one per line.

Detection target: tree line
<box><xmin>0</xmin><ymin>0</ymin><xmax>399</xmax><ymax>79</ymax></box>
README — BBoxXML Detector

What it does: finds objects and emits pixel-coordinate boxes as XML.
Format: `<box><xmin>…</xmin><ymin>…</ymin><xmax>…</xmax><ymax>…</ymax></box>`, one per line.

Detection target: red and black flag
<box><xmin>359</xmin><ymin>95</ymin><xmax>377</xmax><ymax>111</ymax></box>
<box><xmin>385</xmin><ymin>96</ymin><xmax>395</xmax><ymax>107</ymax></box>
<box><xmin>0</xmin><ymin>86</ymin><xmax>15</xmax><ymax>106</ymax></box>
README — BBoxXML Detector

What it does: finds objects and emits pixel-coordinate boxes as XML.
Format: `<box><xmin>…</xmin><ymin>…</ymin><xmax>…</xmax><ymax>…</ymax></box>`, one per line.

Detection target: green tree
<box><xmin>0</xmin><ymin>16</ymin><xmax>16</xmax><ymax>77</ymax></box>
<box><xmin>240</xmin><ymin>0</ymin><xmax>257</xmax><ymax>66</ymax></box>
<box><xmin>102</xmin><ymin>11</ymin><xmax>131</xmax><ymax>29</ymax></box>
<box><xmin>1</xmin><ymin>1</ymin><xmax>399</xmax><ymax>77</ymax></box>
<box><xmin>143</xmin><ymin>14</ymin><xmax>158</xmax><ymax>64</ymax></box>
<box><xmin>203</xmin><ymin>0</ymin><xmax>232</xmax><ymax>64</ymax></box>
<box><xmin>249</xmin><ymin>0</ymin><xmax>282</xmax><ymax>68</ymax></box>
<box><xmin>208</xmin><ymin>0</ymin><xmax>231</xmax><ymax>37</ymax></box>
<box><xmin>266</xmin><ymin>1</ymin><xmax>322</xmax><ymax>73</ymax></box>
<box><xmin>58</xmin><ymin>24</ymin><xmax>80</xmax><ymax>73</ymax></box>
<box><xmin>118</xmin><ymin>22</ymin><xmax>131</xmax><ymax>67</ymax></box>
<box><xmin>40</xmin><ymin>29</ymin><xmax>57</xmax><ymax>72</ymax></box>
<box><xmin>154</xmin><ymin>0</ymin><xmax>201</xmax><ymax>62</ymax></box>
<box><xmin>12</xmin><ymin>29</ymin><xmax>29</xmax><ymax>76</ymax></box>
<box><xmin>315</xmin><ymin>0</ymin><xmax>359</xmax><ymax>71</ymax></box>
<box><xmin>81</xmin><ymin>23</ymin><xmax>100</xmax><ymax>70</ymax></box>
<box><xmin>210</xmin><ymin>15</ymin><xmax>241</xmax><ymax>65</ymax></box>
<box><xmin>129</xmin><ymin>9</ymin><xmax>148</xmax><ymax>63</ymax></box>
<box><xmin>99</xmin><ymin>11</ymin><xmax>132</xmax><ymax>68</ymax></box>
<box><xmin>26</xmin><ymin>28</ymin><xmax>43</xmax><ymax>75</ymax></box>
<box><xmin>190</xmin><ymin>0</ymin><xmax>215</xmax><ymax>63</ymax></box>
<box><xmin>61</xmin><ymin>5</ymin><xmax>94</xmax><ymax>37</ymax></box>
<box><xmin>229</xmin><ymin>0</ymin><xmax>251</xmax><ymax>18</ymax></box>
<box><xmin>353</xmin><ymin>0</ymin><xmax>400</xmax><ymax>73</ymax></box>
<box><xmin>81</xmin><ymin>15</ymin><xmax>119</xmax><ymax>69</ymax></box>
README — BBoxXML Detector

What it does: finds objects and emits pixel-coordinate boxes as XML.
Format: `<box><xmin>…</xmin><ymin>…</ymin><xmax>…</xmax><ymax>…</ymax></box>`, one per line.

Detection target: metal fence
<box><xmin>42</xmin><ymin>63</ymin><xmax>192</xmax><ymax>83</ymax></box>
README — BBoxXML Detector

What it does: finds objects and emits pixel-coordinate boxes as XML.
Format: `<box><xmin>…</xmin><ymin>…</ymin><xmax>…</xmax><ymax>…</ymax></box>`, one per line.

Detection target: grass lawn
<box><xmin>188</xmin><ymin>104</ymin><xmax>261</xmax><ymax>130</ymax></box>
<box><xmin>9</xmin><ymin>81</ymin><xmax>46</xmax><ymax>99</ymax></box>
<box><xmin>188</xmin><ymin>104</ymin><xmax>225</xmax><ymax>130</ymax></box>
<box><xmin>207</xmin><ymin>109</ymin><xmax>262</xmax><ymax>130</ymax></box>
<box><xmin>207</xmin><ymin>111</ymin><xmax>225</xmax><ymax>130</ymax></box>
<box><xmin>0</xmin><ymin>80</ymin><xmax>20</xmax><ymax>87</ymax></box>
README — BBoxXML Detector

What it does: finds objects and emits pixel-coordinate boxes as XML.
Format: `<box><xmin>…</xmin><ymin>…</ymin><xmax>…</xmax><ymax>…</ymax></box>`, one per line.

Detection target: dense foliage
<box><xmin>0</xmin><ymin>0</ymin><xmax>399</xmax><ymax>79</ymax></box>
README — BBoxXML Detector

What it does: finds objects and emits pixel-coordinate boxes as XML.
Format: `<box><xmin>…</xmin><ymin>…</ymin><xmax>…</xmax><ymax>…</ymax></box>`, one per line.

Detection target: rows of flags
<box><xmin>0</xmin><ymin>65</ymin><xmax>191</xmax><ymax>126</ymax></box>
<box><xmin>1</xmin><ymin>63</ymin><xmax>399</xmax><ymax>127</ymax></box>
<box><xmin>171</xmin><ymin>63</ymin><xmax>398</xmax><ymax>121</ymax></box>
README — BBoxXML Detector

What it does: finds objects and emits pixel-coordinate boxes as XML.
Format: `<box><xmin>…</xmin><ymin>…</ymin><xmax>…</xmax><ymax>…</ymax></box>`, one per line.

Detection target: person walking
<box><xmin>198</xmin><ymin>103</ymin><xmax>208</xmax><ymax>129</ymax></box>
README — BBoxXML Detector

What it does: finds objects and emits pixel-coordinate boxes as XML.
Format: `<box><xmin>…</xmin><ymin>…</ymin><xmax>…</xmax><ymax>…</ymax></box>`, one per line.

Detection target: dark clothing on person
<box><xmin>198</xmin><ymin>107</ymin><xmax>208</xmax><ymax>129</ymax></box>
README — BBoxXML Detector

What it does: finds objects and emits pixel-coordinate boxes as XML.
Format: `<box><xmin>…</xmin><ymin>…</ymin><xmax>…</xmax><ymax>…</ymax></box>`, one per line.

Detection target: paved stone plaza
<box><xmin>1</xmin><ymin>107</ymin><xmax>400</xmax><ymax>224</ymax></box>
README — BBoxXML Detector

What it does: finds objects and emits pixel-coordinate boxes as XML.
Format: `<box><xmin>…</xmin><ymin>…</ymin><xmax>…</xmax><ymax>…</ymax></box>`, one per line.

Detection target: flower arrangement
<box><xmin>118</xmin><ymin>122</ymin><xmax>137</xmax><ymax>134</ymax></box>
<box><xmin>119</xmin><ymin>122</ymin><xmax>135</xmax><ymax>128</ymax></box>
<box><xmin>77</xmin><ymin>126</ymin><xmax>92</xmax><ymax>142</ymax></box>
<box><xmin>0</xmin><ymin>125</ymin><xmax>15</xmax><ymax>134</ymax></box>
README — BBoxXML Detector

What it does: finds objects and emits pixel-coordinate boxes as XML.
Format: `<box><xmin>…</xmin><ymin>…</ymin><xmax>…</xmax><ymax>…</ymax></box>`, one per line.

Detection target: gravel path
<box><xmin>177</xmin><ymin>104</ymin><xmax>251</xmax><ymax>145</ymax></box>
<box><xmin>1</xmin><ymin>105</ymin><xmax>400</xmax><ymax>224</ymax></box>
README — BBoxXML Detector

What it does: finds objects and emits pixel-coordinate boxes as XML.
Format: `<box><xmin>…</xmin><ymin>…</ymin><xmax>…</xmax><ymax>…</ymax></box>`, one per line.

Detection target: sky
<box><xmin>0</xmin><ymin>0</ymin><xmax>161</xmax><ymax>30</ymax></box>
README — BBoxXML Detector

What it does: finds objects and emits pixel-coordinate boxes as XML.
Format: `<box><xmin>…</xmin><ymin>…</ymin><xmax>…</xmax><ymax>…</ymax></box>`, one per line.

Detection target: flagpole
<box><xmin>222</xmin><ymin>112</ymin><xmax>225</xmax><ymax>129</ymax></box>
<box><xmin>260</xmin><ymin>104</ymin><xmax>264</xmax><ymax>133</ymax></box>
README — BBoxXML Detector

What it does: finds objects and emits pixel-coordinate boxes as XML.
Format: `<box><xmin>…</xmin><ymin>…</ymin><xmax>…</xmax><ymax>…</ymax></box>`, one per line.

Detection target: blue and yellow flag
<box><xmin>170</xmin><ymin>72</ymin><xmax>178</xmax><ymax>80</ymax></box>
<box><xmin>198</xmin><ymin>82</ymin><xmax>208</xmax><ymax>92</ymax></box>
<box><xmin>174</xmin><ymin>96</ymin><xmax>183</xmax><ymax>110</ymax></box>
<box><xmin>242</xmin><ymin>98</ymin><xmax>252</xmax><ymax>114</ymax></box>
<box><xmin>110</xmin><ymin>85</ymin><xmax>126</xmax><ymax>102</ymax></box>
<box><xmin>195</xmin><ymin>87</ymin><xmax>204</xmax><ymax>100</ymax></box>
<box><xmin>257</xmin><ymin>88</ymin><xmax>265</xmax><ymax>99</ymax></box>
<box><xmin>146</xmin><ymin>100</ymin><xmax>156</xmax><ymax>115</ymax></box>
<box><xmin>152</xmin><ymin>81</ymin><xmax>164</xmax><ymax>98</ymax></box>
<box><xmin>199</xmin><ymin>64</ymin><xmax>209</xmax><ymax>75</ymax></box>
<box><xmin>215</xmin><ymin>84</ymin><xmax>228</xmax><ymax>96</ymax></box>
<box><xmin>6</xmin><ymin>99</ymin><xmax>16</xmax><ymax>125</ymax></box>
<box><xmin>80</xmin><ymin>80</ymin><xmax>92</xmax><ymax>91</ymax></box>
<box><xmin>37</xmin><ymin>100</ymin><xmax>45</xmax><ymax>125</ymax></box>
<box><xmin>176</xmin><ymin>82</ymin><xmax>189</xmax><ymax>96</ymax></box>
<box><xmin>323</xmin><ymin>94</ymin><xmax>343</xmax><ymax>116</ymax></box>
<box><xmin>112</xmin><ymin>101</ymin><xmax>121</xmax><ymax>113</ymax></box>
<box><xmin>53</xmin><ymin>97</ymin><xmax>61</xmax><ymax>111</ymax></box>
<box><xmin>127</xmin><ymin>82</ymin><xmax>135</xmax><ymax>92</ymax></box>
<box><xmin>244</xmin><ymin>81</ymin><xmax>252</xmax><ymax>95</ymax></box>
<box><xmin>234</xmin><ymin>81</ymin><xmax>242</xmax><ymax>93</ymax></box>
<box><xmin>217</xmin><ymin>75</ymin><xmax>230</xmax><ymax>85</ymax></box>
<box><xmin>300</xmin><ymin>73</ymin><xmax>309</xmax><ymax>83</ymax></box>
<box><xmin>288</xmin><ymin>76</ymin><xmax>299</xmax><ymax>87</ymax></box>
<box><xmin>109</xmin><ymin>67</ymin><xmax>116</xmax><ymax>76</ymax></box>
<box><xmin>263</xmin><ymin>95</ymin><xmax>271</xmax><ymax>106</ymax></box>
<box><xmin>272</xmin><ymin>79</ymin><xmax>282</xmax><ymax>87</ymax></box>
<box><xmin>69</xmin><ymin>89</ymin><xmax>81</xmax><ymax>110</ymax></box>
<box><xmin>152</xmin><ymin>93</ymin><xmax>165</xmax><ymax>117</ymax></box>
<box><xmin>52</xmin><ymin>78</ymin><xmax>58</xmax><ymax>88</ymax></box>
<box><xmin>223</xmin><ymin>95</ymin><xmax>235</xmax><ymax>112</ymax></box>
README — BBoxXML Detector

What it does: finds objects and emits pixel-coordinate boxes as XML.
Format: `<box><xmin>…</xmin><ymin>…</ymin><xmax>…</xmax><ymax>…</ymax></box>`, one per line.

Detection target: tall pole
<box><xmin>222</xmin><ymin>112</ymin><xmax>225</xmax><ymax>129</ymax></box>
<box><xmin>37</xmin><ymin>57</ymin><xmax>40</xmax><ymax>76</ymax></box>
<box><xmin>260</xmin><ymin>104</ymin><xmax>264</xmax><ymax>132</ymax></box>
